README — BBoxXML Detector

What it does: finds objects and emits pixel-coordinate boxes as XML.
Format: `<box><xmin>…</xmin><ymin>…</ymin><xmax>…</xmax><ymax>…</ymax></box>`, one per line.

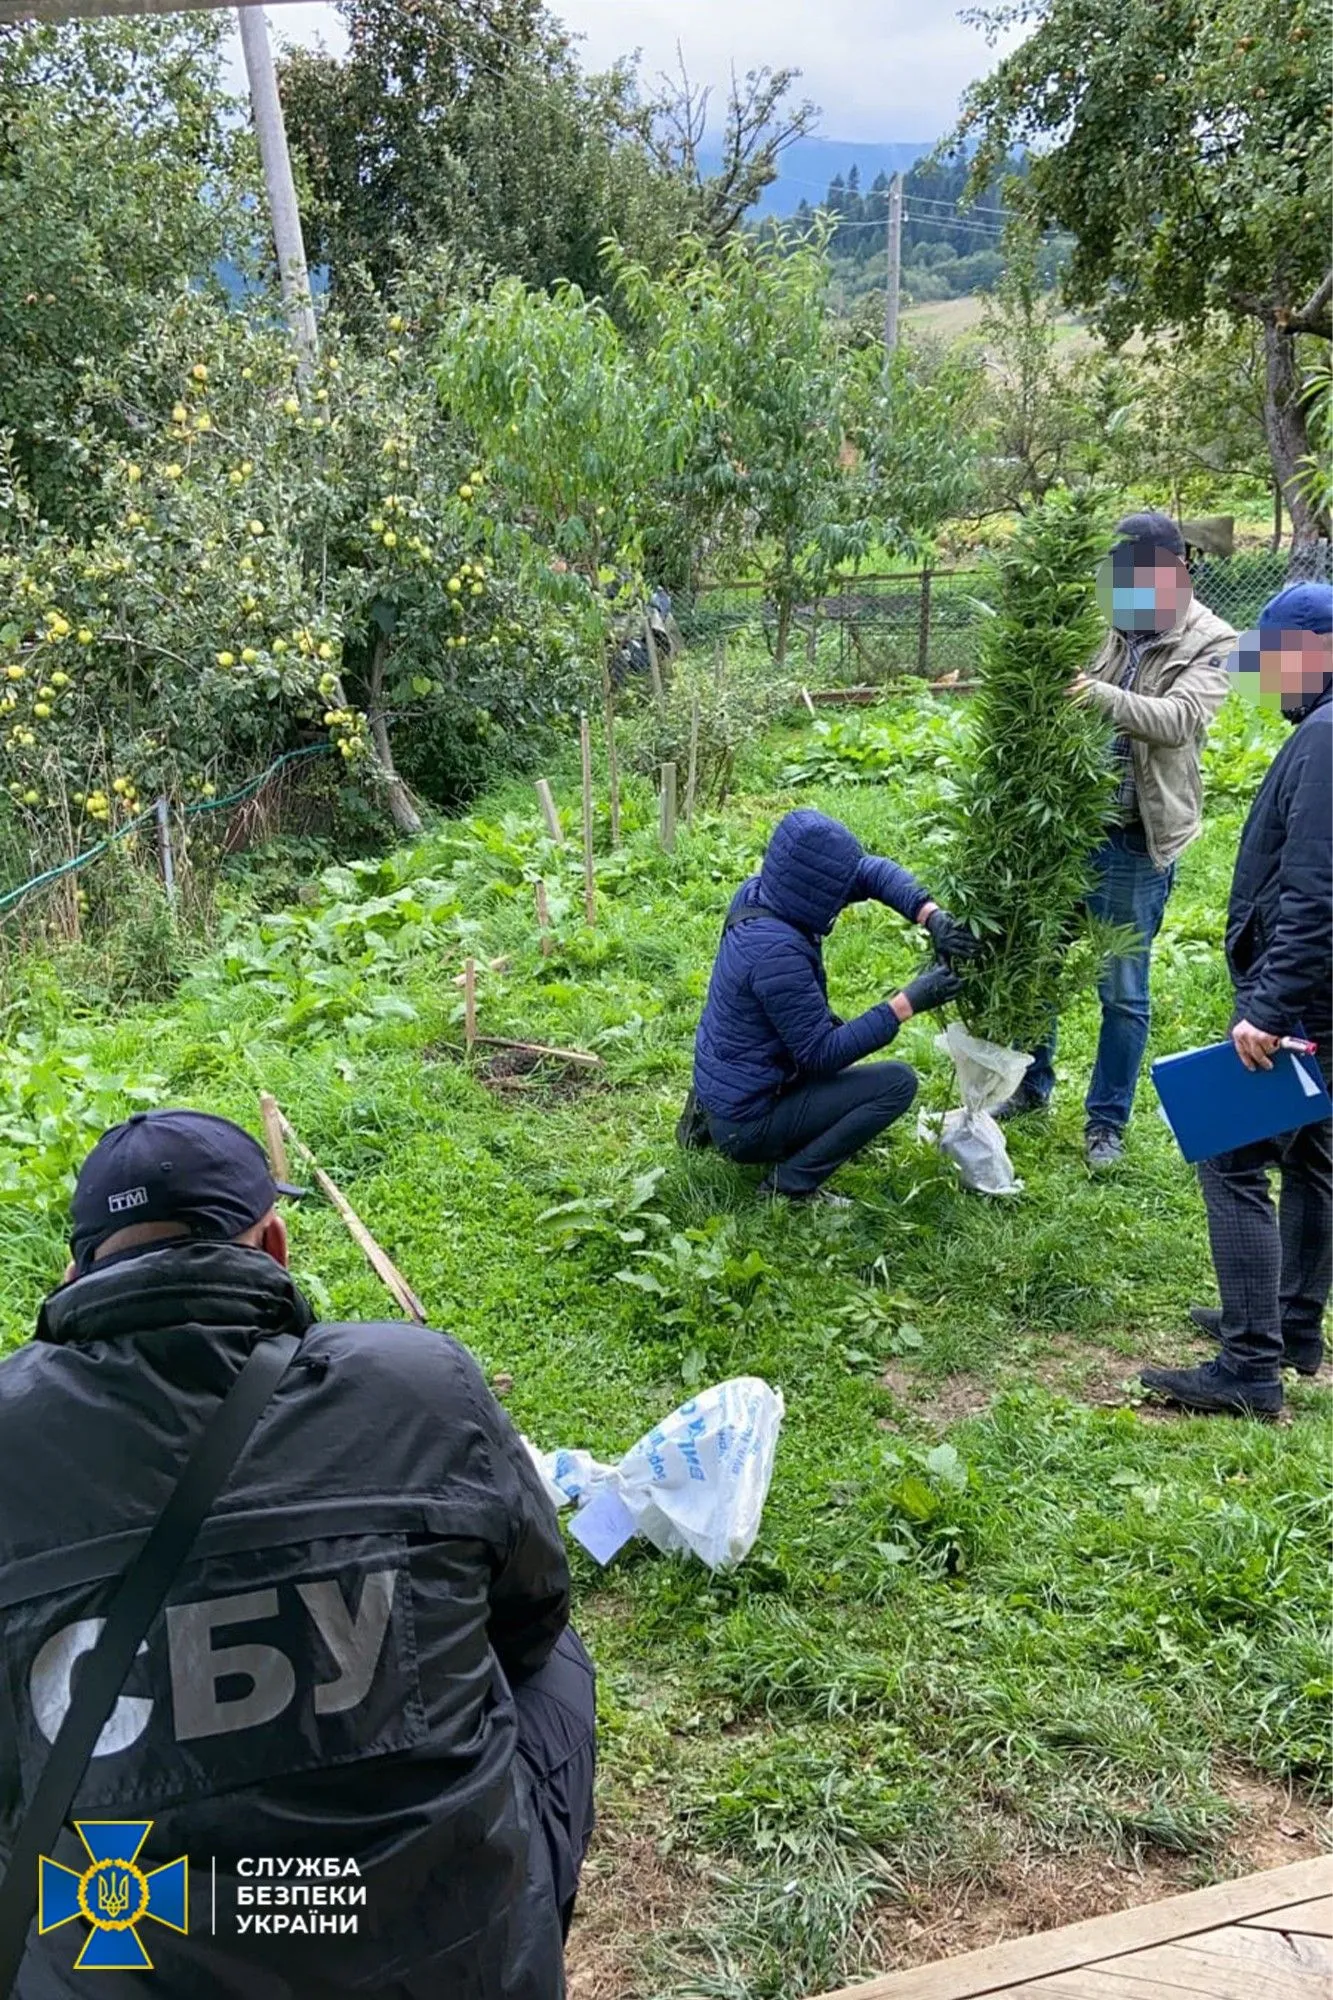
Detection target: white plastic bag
<box><xmin>926</xmin><ymin>1021</ymin><xmax>1033</xmax><ymax>1196</ymax></box>
<box><xmin>524</xmin><ymin>1376</ymin><xmax>785</xmax><ymax>1572</ymax></box>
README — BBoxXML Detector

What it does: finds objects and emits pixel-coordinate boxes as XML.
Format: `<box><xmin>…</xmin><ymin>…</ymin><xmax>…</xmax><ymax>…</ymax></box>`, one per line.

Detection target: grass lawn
<box><xmin>2</xmin><ymin>681</ymin><xmax>1328</xmax><ymax>2000</ymax></box>
<box><xmin>903</xmin><ymin>294</ymin><xmax>1101</xmax><ymax>350</ymax></box>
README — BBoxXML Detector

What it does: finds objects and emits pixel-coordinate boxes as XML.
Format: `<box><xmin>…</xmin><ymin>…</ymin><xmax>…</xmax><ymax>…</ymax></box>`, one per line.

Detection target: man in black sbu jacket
<box><xmin>1143</xmin><ymin>584</ymin><xmax>1333</xmax><ymax>1419</ymax></box>
<box><xmin>0</xmin><ymin>1110</ymin><xmax>595</xmax><ymax>1998</ymax></box>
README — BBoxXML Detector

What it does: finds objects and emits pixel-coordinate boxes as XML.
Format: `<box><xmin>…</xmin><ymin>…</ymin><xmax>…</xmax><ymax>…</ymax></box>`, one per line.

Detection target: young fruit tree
<box><xmin>940</xmin><ymin>491</ymin><xmax>1121</xmax><ymax>1051</ymax></box>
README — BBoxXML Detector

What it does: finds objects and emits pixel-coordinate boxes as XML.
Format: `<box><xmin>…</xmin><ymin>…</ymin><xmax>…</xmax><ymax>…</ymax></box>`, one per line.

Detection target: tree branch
<box><xmin>1289</xmin><ymin>269</ymin><xmax>1333</xmax><ymax>336</ymax></box>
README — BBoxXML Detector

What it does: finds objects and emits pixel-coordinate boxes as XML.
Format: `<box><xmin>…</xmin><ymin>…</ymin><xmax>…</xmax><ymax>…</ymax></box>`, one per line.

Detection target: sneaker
<box><xmin>1140</xmin><ymin>1357</ymin><xmax>1283</xmax><ymax>1419</ymax></box>
<box><xmin>1189</xmin><ymin>1305</ymin><xmax>1323</xmax><ymax>1377</ymax></box>
<box><xmin>1085</xmin><ymin>1125</ymin><xmax>1125</xmax><ymax>1171</ymax></box>
<box><xmin>993</xmin><ymin>1084</ymin><xmax>1050</xmax><ymax>1123</ymax></box>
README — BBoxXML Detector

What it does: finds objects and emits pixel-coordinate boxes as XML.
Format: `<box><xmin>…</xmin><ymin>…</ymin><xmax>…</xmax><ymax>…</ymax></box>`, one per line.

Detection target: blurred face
<box><xmin>1095</xmin><ymin>543</ymin><xmax>1192</xmax><ymax>635</ymax></box>
<box><xmin>1230</xmin><ymin>627</ymin><xmax>1333</xmax><ymax>718</ymax></box>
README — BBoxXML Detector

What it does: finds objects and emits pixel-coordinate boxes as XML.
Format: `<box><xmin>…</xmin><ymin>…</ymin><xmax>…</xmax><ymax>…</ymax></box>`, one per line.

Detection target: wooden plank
<box><xmin>1067</xmin><ymin>1936</ymin><xmax>1326</xmax><ymax>1996</ymax></box>
<box><xmin>1246</xmin><ymin>1899</ymin><xmax>1333</xmax><ymax>1938</ymax></box>
<box><xmin>808</xmin><ymin>1860</ymin><xmax>1333</xmax><ymax>2000</ymax></box>
<box><xmin>1004</xmin><ymin>1956</ymin><xmax>1309</xmax><ymax>1999</ymax></box>
<box><xmin>1188</xmin><ymin>1924</ymin><xmax>1333</xmax><ymax>1976</ymax></box>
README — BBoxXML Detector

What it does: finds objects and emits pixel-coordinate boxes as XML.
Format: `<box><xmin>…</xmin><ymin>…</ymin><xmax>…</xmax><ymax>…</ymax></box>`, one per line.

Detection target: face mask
<box><xmin>1111</xmin><ymin>586</ymin><xmax>1157</xmax><ymax>620</ymax></box>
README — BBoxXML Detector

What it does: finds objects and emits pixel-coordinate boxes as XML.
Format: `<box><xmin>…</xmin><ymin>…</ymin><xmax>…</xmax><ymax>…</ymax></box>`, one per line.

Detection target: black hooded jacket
<box><xmin>0</xmin><ymin>1243</ymin><xmax>571</xmax><ymax>2000</ymax></box>
<box><xmin>1225</xmin><ymin>682</ymin><xmax>1333</xmax><ymax>1040</ymax></box>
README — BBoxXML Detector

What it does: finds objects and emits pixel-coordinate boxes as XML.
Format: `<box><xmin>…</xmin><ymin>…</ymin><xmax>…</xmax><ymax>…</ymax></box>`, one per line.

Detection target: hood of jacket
<box><xmin>758</xmin><ymin>810</ymin><xmax>864</xmax><ymax>937</ymax></box>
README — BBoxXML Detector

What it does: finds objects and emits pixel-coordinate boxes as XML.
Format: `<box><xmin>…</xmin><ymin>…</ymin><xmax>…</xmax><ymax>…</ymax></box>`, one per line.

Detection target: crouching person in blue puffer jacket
<box><xmin>691</xmin><ymin>809</ymin><xmax>980</xmax><ymax>1204</ymax></box>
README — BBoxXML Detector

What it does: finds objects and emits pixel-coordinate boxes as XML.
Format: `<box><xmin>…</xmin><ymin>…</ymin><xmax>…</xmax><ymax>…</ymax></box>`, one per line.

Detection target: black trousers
<box><xmin>707</xmin><ymin>1062</ymin><xmax>919</xmax><ymax>1195</ymax></box>
<box><xmin>513</xmin><ymin>1626</ymin><xmax>597</xmax><ymax>1941</ymax></box>
<box><xmin>1197</xmin><ymin>1055</ymin><xmax>1332</xmax><ymax>1378</ymax></box>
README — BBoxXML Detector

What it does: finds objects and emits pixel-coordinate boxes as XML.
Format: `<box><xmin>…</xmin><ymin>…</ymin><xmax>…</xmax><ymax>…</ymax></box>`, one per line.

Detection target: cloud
<box><xmin>234</xmin><ymin>0</ymin><xmax>1018</xmax><ymax>142</ymax></box>
<box><xmin>554</xmin><ymin>0</ymin><xmax>1019</xmax><ymax>139</ymax></box>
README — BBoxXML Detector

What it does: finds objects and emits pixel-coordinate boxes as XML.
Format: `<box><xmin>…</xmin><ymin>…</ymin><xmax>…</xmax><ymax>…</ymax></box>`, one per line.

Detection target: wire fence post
<box><xmin>155</xmin><ymin>796</ymin><xmax>177</xmax><ymax>906</ymax></box>
<box><xmin>917</xmin><ymin>566</ymin><xmax>933</xmax><ymax>679</ymax></box>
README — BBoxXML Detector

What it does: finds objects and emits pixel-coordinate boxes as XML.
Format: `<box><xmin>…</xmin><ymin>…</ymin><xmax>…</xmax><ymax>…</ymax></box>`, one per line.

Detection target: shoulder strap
<box><xmin>0</xmin><ymin>1329</ymin><xmax>301</xmax><ymax>1993</ymax></box>
<box><xmin>723</xmin><ymin>900</ymin><xmax>783</xmax><ymax>935</ymax></box>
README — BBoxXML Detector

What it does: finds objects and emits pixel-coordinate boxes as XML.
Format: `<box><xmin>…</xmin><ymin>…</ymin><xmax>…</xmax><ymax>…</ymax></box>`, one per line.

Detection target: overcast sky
<box><xmin>236</xmin><ymin>1</ymin><xmax>1018</xmax><ymax>142</ymax></box>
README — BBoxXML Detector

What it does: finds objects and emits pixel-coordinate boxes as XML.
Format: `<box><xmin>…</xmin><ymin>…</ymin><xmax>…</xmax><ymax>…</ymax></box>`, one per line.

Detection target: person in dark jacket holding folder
<box><xmin>691</xmin><ymin>809</ymin><xmax>979</xmax><ymax>1203</ymax></box>
<box><xmin>1143</xmin><ymin>583</ymin><xmax>1332</xmax><ymax>1418</ymax></box>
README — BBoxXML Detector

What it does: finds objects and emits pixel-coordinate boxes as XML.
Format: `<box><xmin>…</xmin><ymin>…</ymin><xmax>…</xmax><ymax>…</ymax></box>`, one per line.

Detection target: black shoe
<box><xmin>1085</xmin><ymin>1125</ymin><xmax>1125</xmax><ymax>1172</ymax></box>
<box><xmin>1140</xmin><ymin>1357</ymin><xmax>1283</xmax><ymax>1419</ymax></box>
<box><xmin>993</xmin><ymin>1084</ymin><xmax>1050</xmax><ymax>1123</ymax></box>
<box><xmin>1189</xmin><ymin>1305</ymin><xmax>1323</xmax><ymax>1377</ymax></box>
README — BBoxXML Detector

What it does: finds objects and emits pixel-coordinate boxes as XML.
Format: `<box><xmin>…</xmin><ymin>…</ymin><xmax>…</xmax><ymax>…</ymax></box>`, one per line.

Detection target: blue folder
<box><xmin>1151</xmin><ymin>1040</ymin><xmax>1331</xmax><ymax>1164</ymax></box>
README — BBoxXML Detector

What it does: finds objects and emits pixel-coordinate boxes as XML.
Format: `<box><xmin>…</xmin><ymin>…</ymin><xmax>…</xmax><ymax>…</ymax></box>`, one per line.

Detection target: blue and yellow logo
<box><xmin>39</xmin><ymin>1821</ymin><xmax>187</xmax><ymax>1970</ymax></box>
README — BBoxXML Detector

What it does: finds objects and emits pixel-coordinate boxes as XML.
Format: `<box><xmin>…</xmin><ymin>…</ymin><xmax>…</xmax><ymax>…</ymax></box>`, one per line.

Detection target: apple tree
<box><xmin>958</xmin><ymin>0</ymin><xmax>1332</xmax><ymax>549</ymax></box>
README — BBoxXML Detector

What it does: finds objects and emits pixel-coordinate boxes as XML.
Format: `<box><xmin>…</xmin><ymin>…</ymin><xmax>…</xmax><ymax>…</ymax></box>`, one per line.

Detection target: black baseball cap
<box><xmin>1111</xmin><ymin>510</ymin><xmax>1186</xmax><ymax>560</ymax></box>
<box><xmin>71</xmin><ymin>1109</ymin><xmax>304</xmax><ymax>1273</ymax></box>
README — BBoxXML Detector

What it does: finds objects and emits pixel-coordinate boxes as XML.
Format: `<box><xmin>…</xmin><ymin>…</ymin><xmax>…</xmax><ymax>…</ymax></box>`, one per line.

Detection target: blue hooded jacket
<box><xmin>693</xmin><ymin>810</ymin><xmax>930</xmax><ymax>1122</ymax></box>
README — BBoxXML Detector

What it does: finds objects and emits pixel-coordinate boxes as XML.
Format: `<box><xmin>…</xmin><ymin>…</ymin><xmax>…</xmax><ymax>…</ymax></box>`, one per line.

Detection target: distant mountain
<box><xmin>699</xmin><ymin>138</ymin><xmax>937</xmax><ymax>218</ymax></box>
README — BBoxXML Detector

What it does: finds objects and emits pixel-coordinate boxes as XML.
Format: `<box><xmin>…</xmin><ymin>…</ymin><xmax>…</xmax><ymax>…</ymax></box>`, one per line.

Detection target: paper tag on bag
<box><xmin>568</xmin><ymin>1486</ymin><xmax>638</xmax><ymax>1565</ymax></box>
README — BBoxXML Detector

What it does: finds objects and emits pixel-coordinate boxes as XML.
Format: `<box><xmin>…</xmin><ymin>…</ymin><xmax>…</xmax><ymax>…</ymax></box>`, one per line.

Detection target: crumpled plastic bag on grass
<box><xmin>917</xmin><ymin>1021</ymin><xmax>1033</xmax><ymax>1196</ymax></box>
<box><xmin>524</xmin><ymin>1376</ymin><xmax>784</xmax><ymax>1572</ymax></box>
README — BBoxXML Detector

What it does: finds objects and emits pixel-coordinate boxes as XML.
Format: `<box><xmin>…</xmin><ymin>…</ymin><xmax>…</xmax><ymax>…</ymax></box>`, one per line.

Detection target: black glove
<box><xmin>924</xmin><ymin>907</ymin><xmax>983</xmax><ymax>964</ymax></box>
<box><xmin>899</xmin><ymin>963</ymin><xmax>963</xmax><ymax>1017</ymax></box>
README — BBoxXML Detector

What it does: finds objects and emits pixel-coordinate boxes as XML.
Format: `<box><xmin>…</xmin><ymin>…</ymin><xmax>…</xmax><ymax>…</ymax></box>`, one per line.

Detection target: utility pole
<box><xmin>883</xmin><ymin>170</ymin><xmax>903</xmax><ymax>363</ymax></box>
<box><xmin>237</xmin><ymin>4</ymin><xmax>319</xmax><ymax>379</ymax></box>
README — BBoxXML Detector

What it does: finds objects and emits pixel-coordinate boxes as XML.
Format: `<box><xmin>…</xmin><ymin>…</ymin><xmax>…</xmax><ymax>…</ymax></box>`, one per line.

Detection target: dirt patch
<box><xmin>869</xmin><ymin>1849</ymin><xmax>1199</xmax><ymax>1974</ymax></box>
<box><xmin>476</xmin><ymin>1046</ymin><xmax>604</xmax><ymax>1102</ymax></box>
<box><xmin>423</xmin><ymin>1041</ymin><xmax>604</xmax><ymax>1103</ymax></box>
<box><xmin>879</xmin><ymin>1367</ymin><xmax>996</xmax><ymax>1426</ymax></box>
<box><xmin>864</xmin><ymin>1770</ymin><xmax>1329</xmax><ymax>1979</ymax></box>
<box><xmin>565</xmin><ymin>1821</ymin><xmax>711</xmax><ymax>2000</ymax></box>
<box><xmin>1031</xmin><ymin>1334</ymin><xmax>1141</xmax><ymax>1407</ymax></box>
<box><xmin>1213</xmin><ymin>1763</ymin><xmax>1328</xmax><ymax>1871</ymax></box>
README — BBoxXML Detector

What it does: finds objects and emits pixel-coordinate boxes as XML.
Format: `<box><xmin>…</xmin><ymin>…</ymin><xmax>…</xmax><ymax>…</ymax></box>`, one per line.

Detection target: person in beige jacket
<box><xmin>997</xmin><ymin>511</ymin><xmax>1234</xmax><ymax>1168</ymax></box>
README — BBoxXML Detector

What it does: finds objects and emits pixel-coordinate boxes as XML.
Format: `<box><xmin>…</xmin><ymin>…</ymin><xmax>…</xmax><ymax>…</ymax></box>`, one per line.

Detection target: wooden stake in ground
<box><xmin>475</xmin><ymin>1036</ymin><xmax>601</xmax><ymax>1068</ymax></box>
<box><xmin>535</xmin><ymin>878</ymin><xmax>553</xmax><ymax>956</ymax></box>
<box><xmin>259</xmin><ymin>1095</ymin><xmax>427</xmax><ymax>1324</ymax></box>
<box><xmin>463</xmin><ymin>956</ymin><xmax>477</xmax><ymax>1049</ymax></box>
<box><xmin>684</xmin><ymin>693</ymin><xmax>700</xmax><ymax>828</ymax></box>
<box><xmin>602</xmin><ymin>667</ymin><xmax>621</xmax><ymax>848</ymax></box>
<box><xmin>579</xmin><ymin>711</ymin><xmax>596</xmax><ymax>926</ymax></box>
<box><xmin>535</xmin><ymin>778</ymin><xmax>564</xmax><ymax>845</ymax></box>
<box><xmin>259</xmin><ymin>1093</ymin><xmax>290</xmax><ymax>1181</ymax></box>
<box><xmin>644</xmin><ymin>603</ymin><xmax>665</xmax><ymax>706</ymax></box>
<box><xmin>659</xmin><ymin>760</ymin><xmax>677</xmax><ymax>854</ymax></box>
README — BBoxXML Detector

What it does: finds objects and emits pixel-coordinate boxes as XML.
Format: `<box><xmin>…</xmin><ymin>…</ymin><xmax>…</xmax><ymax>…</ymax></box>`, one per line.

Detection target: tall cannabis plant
<box><xmin>941</xmin><ymin>491</ymin><xmax>1121</xmax><ymax>1049</ymax></box>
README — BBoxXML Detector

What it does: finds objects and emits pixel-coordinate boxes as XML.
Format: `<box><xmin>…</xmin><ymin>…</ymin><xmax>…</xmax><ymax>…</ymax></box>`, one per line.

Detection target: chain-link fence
<box><xmin>675</xmin><ymin>543</ymin><xmax>1332</xmax><ymax>684</ymax></box>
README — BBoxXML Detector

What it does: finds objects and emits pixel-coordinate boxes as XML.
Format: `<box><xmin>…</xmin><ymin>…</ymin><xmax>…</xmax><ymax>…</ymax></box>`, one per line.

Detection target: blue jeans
<box><xmin>1027</xmin><ymin>825</ymin><xmax>1175</xmax><ymax>1132</ymax></box>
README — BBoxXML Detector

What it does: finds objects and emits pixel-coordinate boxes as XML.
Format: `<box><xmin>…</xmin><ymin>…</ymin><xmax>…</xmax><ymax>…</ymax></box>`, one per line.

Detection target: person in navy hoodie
<box><xmin>1142</xmin><ymin>581</ymin><xmax>1332</xmax><ymax>1418</ymax></box>
<box><xmin>690</xmin><ymin>809</ymin><xmax>979</xmax><ymax>1203</ymax></box>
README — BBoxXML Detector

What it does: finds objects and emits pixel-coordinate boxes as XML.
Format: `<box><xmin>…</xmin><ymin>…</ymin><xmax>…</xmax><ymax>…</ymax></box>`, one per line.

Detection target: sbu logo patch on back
<box><xmin>20</xmin><ymin>1536</ymin><xmax>428</xmax><ymax>1812</ymax></box>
